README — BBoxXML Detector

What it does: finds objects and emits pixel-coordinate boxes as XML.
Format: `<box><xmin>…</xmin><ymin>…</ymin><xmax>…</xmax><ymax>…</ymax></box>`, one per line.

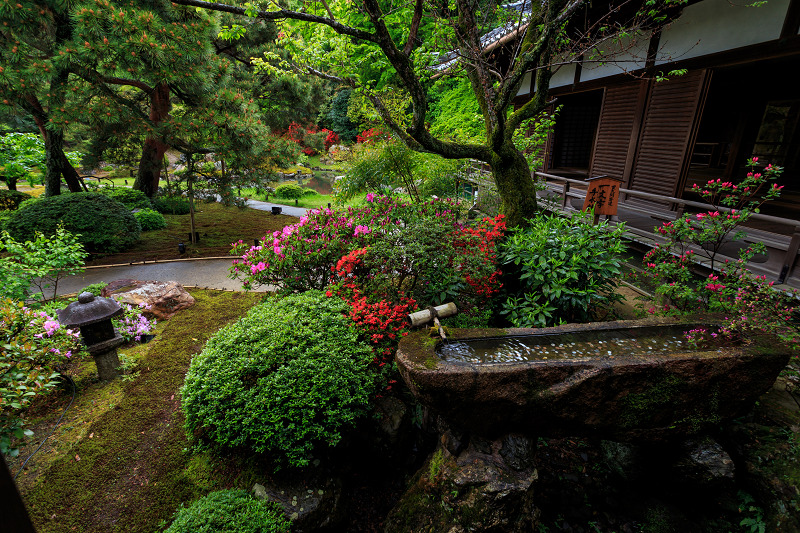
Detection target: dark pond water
<box><xmin>438</xmin><ymin>325</ymin><xmax>718</xmax><ymax>364</ymax></box>
<box><xmin>292</xmin><ymin>174</ymin><xmax>335</xmax><ymax>195</ymax></box>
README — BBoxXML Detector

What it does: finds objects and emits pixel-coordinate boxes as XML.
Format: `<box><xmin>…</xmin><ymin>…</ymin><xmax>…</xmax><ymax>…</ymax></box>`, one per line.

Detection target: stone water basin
<box><xmin>396</xmin><ymin>318</ymin><xmax>790</xmax><ymax>441</ymax></box>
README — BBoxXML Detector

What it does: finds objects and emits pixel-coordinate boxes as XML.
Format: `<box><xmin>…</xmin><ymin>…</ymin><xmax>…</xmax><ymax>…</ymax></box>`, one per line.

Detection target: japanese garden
<box><xmin>2</xmin><ymin>0</ymin><xmax>800</xmax><ymax>532</ymax></box>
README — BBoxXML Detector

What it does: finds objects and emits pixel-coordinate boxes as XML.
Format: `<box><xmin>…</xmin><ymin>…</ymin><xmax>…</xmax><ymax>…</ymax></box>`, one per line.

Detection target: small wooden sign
<box><xmin>582</xmin><ymin>175</ymin><xmax>623</xmax><ymax>217</ymax></box>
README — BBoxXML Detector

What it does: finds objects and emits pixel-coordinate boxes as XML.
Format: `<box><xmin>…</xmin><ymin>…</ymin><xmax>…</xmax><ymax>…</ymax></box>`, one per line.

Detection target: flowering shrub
<box><xmin>231</xmin><ymin>198</ymin><xmax>504</xmax><ymax>313</ymax></box>
<box><xmin>282</xmin><ymin>122</ymin><xmax>334</xmax><ymax>155</ymax></box>
<box><xmin>641</xmin><ymin>159</ymin><xmax>798</xmax><ymax>351</ymax></box>
<box><xmin>113</xmin><ymin>302</ymin><xmax>155</xmax><ymax>343</ymax></box>
<box><xmin>356</xmin><ymin>127</ymin><xmax>391</xmax><ymax>144</ymax></box>
<box><xmin>643</xmin><ymin>159</ymin><xmax>784</xmax><ymax>313</ymax></box>
<box><xmin>323</xmin><ymin>129</ymin><xmax>339</xmax><ymax>151</ymax></box>
<box><xmin>1</xmin><ymin>299</ymin><xmax>83</xmax><ymax>455</ymax></box>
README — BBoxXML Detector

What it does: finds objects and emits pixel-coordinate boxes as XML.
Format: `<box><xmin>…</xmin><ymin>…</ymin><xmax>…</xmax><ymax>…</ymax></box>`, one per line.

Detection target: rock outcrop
<box><xmin>102</xmin><ymin>279</ymin><xmax>195</xmax><ymax>320</ymax></box>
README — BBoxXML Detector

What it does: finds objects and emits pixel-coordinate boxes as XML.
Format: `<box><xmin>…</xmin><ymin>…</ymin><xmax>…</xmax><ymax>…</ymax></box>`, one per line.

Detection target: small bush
<box><xmin>182</xmin><ymin>291</ymin><xmax>375</xmax><ymax>467</ymax></box>
<box><xmin>0</xmin><ymin>190</ymin><xmax>32</xmax><ymax>211</ymax></box>
<box><xmin>302</xmin><ymin>187</ymin><xmax>317</xmax><ymax>196</ymax></box>
<box><xmin>5</xmin><ymin>192</ymin><xmax>141</xmax><ymax>254</ymax></box>
<box><xmin>274</xmin><ymin>183</ymin><xmax>304</xmax><ymax>200</ymax></box>
<box><xmin>97</xmin><ymin>187</ymin><xmax>151</xmax><ymax>210</ymax></box>
<box><xmin>80</xmin><ymin>282</ymin><xmax>108</xmax><ymax>296</ymax></box>
<box><xmin>164</xmin><ymin>490</ymin><xmax>290</xmax><ymax>533</ymax></box>
<box><xmin>152</xmin><ymin>196</ymin><xmax>191</xmax><ymax>215</ymax></box>
<box><xmin>499</xmin><ymin>212</ymin><xmax>626</xmax><ymax>327</ymax></box>
<box><xmin>133</xmin><ymin>208</ymin><xmax>167</xmax><ymax>231</ymax></box>
<box><xmin>0</xmin><ymin>211</ymin><xmax>10</xmax><ymax>232</ymax></box>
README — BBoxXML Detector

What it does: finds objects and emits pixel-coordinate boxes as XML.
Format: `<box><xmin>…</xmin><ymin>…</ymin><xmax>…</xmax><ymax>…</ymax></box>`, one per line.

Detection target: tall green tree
<box><xmin>0</xmin><ymin>1</ymin><xmax>88</xmax><ymax>195</ymax></box>
<box><xmin>1</xmin><ymin>1</ymin><xmax>294</xmax><ymax>197</ymax></box>
<box><xmin>172</xmin><ymin>0</ymin><xmax>684</xmax><ymax>227</ymax></box>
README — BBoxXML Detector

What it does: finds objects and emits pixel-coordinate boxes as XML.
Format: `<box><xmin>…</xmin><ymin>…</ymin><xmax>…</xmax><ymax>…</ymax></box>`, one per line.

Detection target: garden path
<box><xmin>45</xmin><ymin>200</ymin><xmax>307</xmax><ymax>299</ymax></box>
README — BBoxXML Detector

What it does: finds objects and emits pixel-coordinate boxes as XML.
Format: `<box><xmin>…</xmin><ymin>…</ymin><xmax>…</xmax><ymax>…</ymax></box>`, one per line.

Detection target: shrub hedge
<box><xmin>274</xmin><ymin>183</ymin><xmax>304</xmax><ymax>200</ymax></box>
<box><xmin>164</xmin><ymin>490</ymin><xmax>290</xmax><ymax>533</ymax></box>
<box><xmin>133</xmin><ymin>208</ymin><xmax>167</xmax><ymax>231</ymax></box>
<box><xmin>181</xmin><ymin>291</ymin><xmax>375</xmax><ymax>467</ymax></box>
<box><xmin>0</xmin><ymin>190</ymin><xmax>32</xmax><ymax>211</ymax></box>
<box><xmin>97</xmin><ymin>187</ymin><xmax>152</xmax><ymax>210</ymax></box>
<box><xmin>152</xmin><ymin>196</ymin><xmax>191</xmax><ymax>215</ymax></box>
<box><xmin>5</xmin><ymin>192</ymin><xmax>141</xmax><ymax>254</ymax></box>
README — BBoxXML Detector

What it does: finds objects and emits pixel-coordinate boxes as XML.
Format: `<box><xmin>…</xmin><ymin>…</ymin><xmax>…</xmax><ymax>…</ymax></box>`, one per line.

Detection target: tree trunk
<box><xmin>134</xmin><ymin>83</ymin><xmax>171</xmax><ymax>197</ymax></box>
<box><xmin>490</xmin><ymin>142</ymin><xmax>539</xmax><ymax>229</ymax></box>
<box><xmin>43</xmin><ymin>129</ymin><xmax>84</xmax><ymax>196</ymax></box>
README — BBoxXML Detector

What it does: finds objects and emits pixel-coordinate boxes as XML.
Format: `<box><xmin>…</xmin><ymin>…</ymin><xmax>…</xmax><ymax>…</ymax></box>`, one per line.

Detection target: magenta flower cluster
<box><xmin>230</xmin><ymin>196</ymin><xmax>462</xmax><ymax>292</ymax></box>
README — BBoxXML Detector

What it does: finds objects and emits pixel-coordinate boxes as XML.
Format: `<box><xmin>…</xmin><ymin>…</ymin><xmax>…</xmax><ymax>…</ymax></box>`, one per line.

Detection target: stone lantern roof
<box><xmin>58</xmin><ymin>292</ymin><xmax>123</xmax><ymax>327</ymax></box>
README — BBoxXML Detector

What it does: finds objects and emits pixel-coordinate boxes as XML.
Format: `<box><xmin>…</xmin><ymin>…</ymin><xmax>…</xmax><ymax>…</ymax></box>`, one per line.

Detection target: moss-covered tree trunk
<box><xmin>490</xmin><ymin>142</ymin><xmax>539</xmax><ymax>229</ymax></box>
<box><xmin>134</xmin><ymin>83</ymin><xmax>171</xmax><ymax>197</ymax></box>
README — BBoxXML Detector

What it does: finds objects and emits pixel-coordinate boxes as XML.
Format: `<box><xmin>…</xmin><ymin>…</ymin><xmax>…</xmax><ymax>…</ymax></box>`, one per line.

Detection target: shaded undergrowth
<box><xmin>86</xmin><ymin>203</ymin><xmax>295</xmax><ymax>265</ymax></box>
<box><xmin>17</xmin><ymin>289</ymin><xmax>263</xmax><ymax>533</ymax></box>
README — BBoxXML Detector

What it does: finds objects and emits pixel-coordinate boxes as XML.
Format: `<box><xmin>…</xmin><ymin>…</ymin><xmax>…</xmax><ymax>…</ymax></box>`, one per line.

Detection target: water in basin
<box><xmin>438</xmin><ymin>325</ymin><xmax>719</xmax><ymax>364</ymax></box>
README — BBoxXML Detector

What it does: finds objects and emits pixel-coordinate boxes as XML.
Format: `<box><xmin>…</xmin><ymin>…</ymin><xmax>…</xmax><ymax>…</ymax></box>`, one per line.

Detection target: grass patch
<box><xmin>86</xmin><ymin>202</ymin><xmax>295</xmax><ymax>265</ymax></box>
<box><xmin>16</xmin><ymin>289</ymin><xmax>264</xmax><ymax>533</ymax></box>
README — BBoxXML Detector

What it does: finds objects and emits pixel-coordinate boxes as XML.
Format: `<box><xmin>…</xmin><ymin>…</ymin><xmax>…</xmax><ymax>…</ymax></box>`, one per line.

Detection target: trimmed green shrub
<box><xmin>5</xmin><ymin>192</ymin><xmax>141</xmax><ymax>254</ymax></box>
<box><xmin>164</xmin><ymin>490</ymin><xmax>290</xmax><ymax>533</ymax></box>
<box><xmin>0</xmin><ymin>190</ymin><xmax>32</xmax><ymax>211</ymax></box>
<box><xmin>302</xmin><ymin>187</ymin><xmax>317</xmax><ymax>196</ymax></box>
<box><xmin>274</xmin><ymin>183</ymin><xmax>304</xmax><ymax>200</ymax></box>
<box><xmin>499</xmin><ymin>212</ymin><xmax>627</xmax><ymax>327</ymax></box>
<box><xmin>152</xmin><ymin>196</ymin><xmax>191</xmax><ymax>215</ymax></box>
<box><xmin>133</xmin><ymin>208</ymin><xmax>167</xmax><ymax>231</ymax></box>
<box><xmin>0</xmin><ymin>211</ymin><xmax>10</xmax><ymax>232</ymax></box>
<box><xmin>97</xmin><ymin>187</ymin><xmax>152</xmax><ymax>210</ymax></box>
<box><xmin>182</xmin><ymin>291</ymin><xmax>375</xmax><ymax>467</ymax></box>
<box><xmin>80</xmin><ymin>282</ymin><xmax>108</xmax><ymax>296</ymax></box>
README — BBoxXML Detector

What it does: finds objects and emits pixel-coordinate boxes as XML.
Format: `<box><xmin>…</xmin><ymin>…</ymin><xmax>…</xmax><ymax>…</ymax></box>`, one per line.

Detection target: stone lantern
<box><xmin>58</xmin><ymin>292</ymin><xmax>125</xmax><ymax>381</ymax></box>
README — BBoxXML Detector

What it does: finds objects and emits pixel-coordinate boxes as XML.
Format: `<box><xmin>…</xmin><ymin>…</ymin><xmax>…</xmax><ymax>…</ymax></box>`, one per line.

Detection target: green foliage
<box><xmin>427</xmin><ymin>78</ymin><xmax>484</xmax><ymax>143</ymax></box>
<box><xmin>499</xmin><ymin>212</ymin><xmax>627</xmax><ymax>327</ymax></box>
<box><xmin>182</xmin><ymin>291</ymin><xmax>375</xmax><ymax>468</ymax></box>
<box><xmin>1</xmin><ymin>299</ymin><xmax>82</xmax><ymax>456</ymax></box>
<box><xmin>97</xmin><ymin>187</ymin><xmax>152</xmax><ymax>210</ymax></box>
<box><xmin>0</xmin><ymin>190</ymin><xmax>32</xmax><ymax>210</ymax></box>
<box><xmin>0</xmin><ymin>211</ymin><xmax>11</xmax><ymax>232</ymax></box>
<box><xmin>153</xmin><ymin>197</ymin><xmax>191</xmax><ymax>215</ymax></box>
<box><xmin>133</xmin><ymin>208</ymin><xmax>168</xmax><ymax>232</ymax></box>
<box><xmin>339</xmin><ymin>140</ymin><xmax>465</xmax><ymax>202</ymax></box>
<box><xmin>0</xmin><ymin>226</ymin><xmax>88</xmax><ymax>302</ymax></box>
<box><xmin>512</xmin><ymin>107</ymin><xmax>560</xmax><ymax>173</ymax></box>
<box><xmin>164</xmin><ymin>490</ymin><xmax>291</xmax><ymax>533</ymax></box>
<box><xmin>5</xmin><ymin>192</ymin><xmax>141</xmax><ymax>255</ymax></box>
<box><xmin>738</xmin><ymin>491</ymin><xmax>766</xmax><ymax>533</ymax></box>
<box><xmin>80</xmin><ymin>282</ymin><xmax>108</xmax><ymax>296</ymax></box>
<box><xmin>0</xmin><ymin>133</ymin><xmax>44</xmax><ymax>189</ymax></box>
<box><xmin>274</xmin><ymin>183</ymin><xmax>304</xmax><ymax>200</ymax></box>
<box><xmin>322</xmin><ymin>89</ymin><xmax>358</xmax><ymax>142</ymax></box>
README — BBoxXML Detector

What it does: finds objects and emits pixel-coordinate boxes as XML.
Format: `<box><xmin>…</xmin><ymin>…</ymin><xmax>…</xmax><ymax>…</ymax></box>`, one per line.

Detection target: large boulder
<box><xmin>102</xmin><ymin>279</ymin><xmax>195</xmax><ymax>320</ymax></box>
<box><xmin>386</xmin><ymin>432</ymin><xmax>539</xmax><ymax>532</ymax></box>
<box><xmin>252</xmin><ymin>475</ymin><xmax>345</xmax><ymax>533</ymax></box>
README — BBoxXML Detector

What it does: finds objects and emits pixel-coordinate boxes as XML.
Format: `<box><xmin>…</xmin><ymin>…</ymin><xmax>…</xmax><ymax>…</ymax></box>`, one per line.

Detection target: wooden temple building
<box><xmin>511</xmin><ymin>0</ymin><xmax>800</xmax><ymax>287</ymax></box>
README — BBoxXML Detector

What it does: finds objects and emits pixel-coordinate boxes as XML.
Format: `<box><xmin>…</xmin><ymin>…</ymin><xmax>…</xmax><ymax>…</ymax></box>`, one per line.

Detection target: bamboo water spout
<box><xmin>408</xmin><ymin>302</ymin><xmax>458</xmax><ymax>341</ymax></box>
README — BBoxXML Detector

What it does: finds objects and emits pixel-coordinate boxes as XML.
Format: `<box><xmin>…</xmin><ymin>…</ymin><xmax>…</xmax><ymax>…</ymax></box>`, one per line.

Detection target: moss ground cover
<box><xmin>15</xmin><ymin>289</ymin><xmax>263</xmax><ymax>533</ymax></box>
<box><xmin>85</xmin><ymin>203</ymin><xmax>295</xmax><ymax>265</ymax></box>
